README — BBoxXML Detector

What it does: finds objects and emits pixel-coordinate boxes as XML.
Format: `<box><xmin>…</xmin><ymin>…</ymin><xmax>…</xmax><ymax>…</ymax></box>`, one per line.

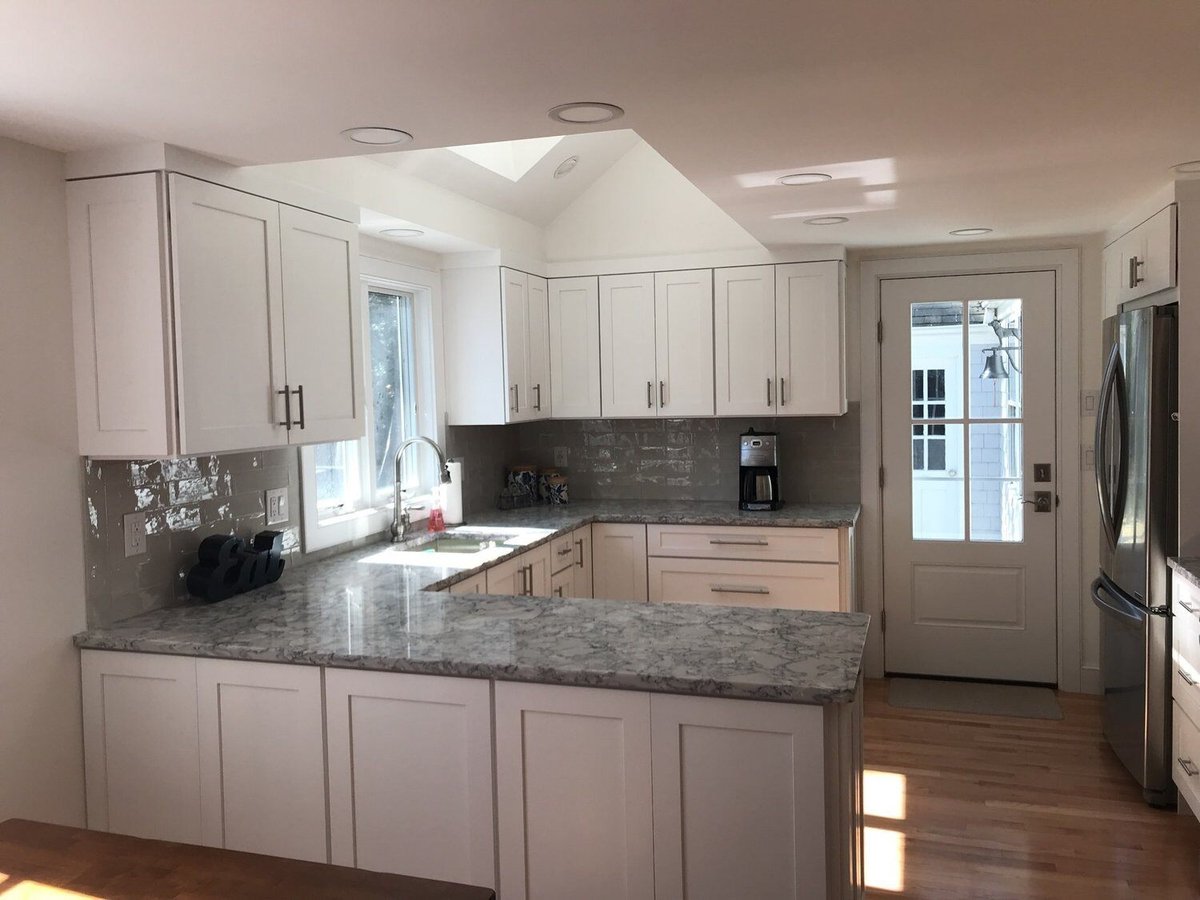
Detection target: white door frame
<box><xmin>858</xmin><ymin>250</ymin><xmax>1084</xmax><ymax>690</ymax></box>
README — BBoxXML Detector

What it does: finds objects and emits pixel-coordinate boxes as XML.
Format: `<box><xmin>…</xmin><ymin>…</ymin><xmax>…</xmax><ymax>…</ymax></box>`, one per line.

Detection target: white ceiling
<box><xmin>4</xmin><ymin>1</ymin><xmax>1200</xmax><ymax>248</ymax></box>
<box><xmin>371</xmin><ymin>130</ymin><xmax>641</xmax><ymax>226</ymax></box>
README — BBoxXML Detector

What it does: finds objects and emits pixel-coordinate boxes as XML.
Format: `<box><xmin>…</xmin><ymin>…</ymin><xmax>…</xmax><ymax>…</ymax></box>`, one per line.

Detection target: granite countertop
<box><xmin>74</xmin><ymin>500</ymin><xmax>868</xmax><ymax>705</ymax></box>
<box><xmin>1170</xmin><ymin>557</ymin><xmax>1200</xmax><ymax>590</ymax></box>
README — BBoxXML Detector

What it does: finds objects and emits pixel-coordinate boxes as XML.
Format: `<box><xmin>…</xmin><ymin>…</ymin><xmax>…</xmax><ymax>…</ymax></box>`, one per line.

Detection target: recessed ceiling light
<box><xmin>548</xmin><ymin>102</ymin><xmax>624</xmax><ymax>125</ymax></box>
<box><xmin>341</xmin><ymin>127</ymin><xmax>413</xmax><ymax>146</ymax></box>
<box><xmin>1172</xmin><ymin>160</ymin><xmax>1200</xmax><ymax>174</ymax></box>
<box><xmin>777</xmin><ymin>173</ymin><xmax>833</xmax><ymax>186</ymax></box>
<box><xmin>553</xmin><ymin>156</ymin><xmax>579</xmax><ymax>178</ymax></box>
<box><xmin>803</xmin><ymin>216</ymin><xmax>849</xmax><ymax>226</ymax></box>
<box><xmin>380</xmin><ymin>227</ymin><xmax>424</xmax><ymax>238</ymax></box>
<box><xmin>949</xmin><ymin>227</ymin><xmax>993</xmax><ymax>236</ymax></box>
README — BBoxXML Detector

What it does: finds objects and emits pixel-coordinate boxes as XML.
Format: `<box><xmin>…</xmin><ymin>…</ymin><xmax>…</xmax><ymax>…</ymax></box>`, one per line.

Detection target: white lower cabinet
<box><xmin>494</xmin><ymin>682</ymin><xmax>655</xmax><ymax>900</ymax></box>
<box><xmin>650</xmin><ymin>693</ymin><xmax>829</xmax><ymax>900</ymax></box>
<box><xmin>325</xmin><ymin>670</ymin><xmax>495</xmax><ymax>888</ymax></box>
<box><xmin>648</xmin><ymin>558</ymin><xmax>841</xmax><ymax>612</ymax></box>
<box><xmin>591</xmin><ymin>523</ymin><xmax>649</xmax><ymax>601</ymax></box>
<box><xmin>81</xmin><ymin>650</ymin><xmax>203</xmax><ymax>843</ymax></box>
<box><xmin>450</xmin><ymin>573</ymin><xmax>487</xmax><ymax>594</ymax></box>
<box><xmin>572</xmin><ymin>525</ymin><xmax>593</xmax><ymax>598</ymax></box>
<box><xmin>195</xmin><ymin>659</ymin><xmax>328</xmax><ymax>862</ymax></box>
<box><xmin>485</xmin><ymin>544</ymin><xmax>551</xmax><ymax>597</ymax></box>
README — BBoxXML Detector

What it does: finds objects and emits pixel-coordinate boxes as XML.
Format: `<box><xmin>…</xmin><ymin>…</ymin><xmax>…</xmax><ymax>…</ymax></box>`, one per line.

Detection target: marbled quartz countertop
<box><xmin>74</xmin><ymin>500</ymin><xmax>867</xmax><ymax>705</ymax></box>
<box><xmin>1169</xmin><ymin>557</ymin><xmax>1200</xmax><ymax>590</ymax></box>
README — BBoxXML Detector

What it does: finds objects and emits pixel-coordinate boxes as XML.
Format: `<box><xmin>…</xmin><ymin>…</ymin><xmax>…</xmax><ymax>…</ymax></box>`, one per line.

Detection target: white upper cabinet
<box><xmin>548</xmin><ymin>276</ymin><xmax>601</xmax><ymax>418</ymax></box>
<box><xmin>170</xmin><ymin>175</ymin><xmax>288</xmax><ymax>453</ymax></box>
<box><xmin>776</xmin><ymin>261</ymin><xmax>847</xmax><ymax>416</ymax></box>
<box><xmin>715</xmin><ymin>265</ymin><xmax>778</xmax><ymax>415</ymax></box>
<box><xmin>278</xmin><ymin>205</ymin><xmax>363</xmax><ymax>444</ymax></box>
<box><xmin>502</xmin><ymin>268</ymin><xmax>532</xmax><ymax>422</ymax></box>
<box><xmin>600</xmin><ymin>272</ymin><xmax>658</xmax><ymax>418</ymax></box>
<box><xmin>655</xmin><ymin>269</ymin><xmax>715</xmax><ymax>417</ymax></box>
<box><xmin>1103</xmin><ymin>204</ymin><xmax>1177</xmax><ymax>316</ymax></box>
<box><xmin>527</xmin><ymin>274</ymin><xmax>551</xmax><ymax>418</ymax></box>
<box><xmin>68</xmin><ymin>172</ymin><xmax>363</xmax><ymax>457</ymax></box>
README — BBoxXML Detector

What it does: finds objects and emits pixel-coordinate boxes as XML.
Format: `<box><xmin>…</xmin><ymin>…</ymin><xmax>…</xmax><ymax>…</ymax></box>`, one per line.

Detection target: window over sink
<box><xmin>300</xmin><ymin>257</ymin><xmax>442</xmax><ymax>552</ymax></box>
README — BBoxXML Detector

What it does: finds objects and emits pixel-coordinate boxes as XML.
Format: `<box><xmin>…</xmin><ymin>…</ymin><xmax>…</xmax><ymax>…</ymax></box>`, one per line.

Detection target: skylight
<box><xmin>446</xmin><ymin>135</ymin><xmax>565</xmax><ymax>182</ymax></box>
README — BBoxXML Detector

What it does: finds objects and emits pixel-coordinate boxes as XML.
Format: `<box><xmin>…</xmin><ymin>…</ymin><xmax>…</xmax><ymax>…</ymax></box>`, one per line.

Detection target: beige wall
<box><xmin>0</xmin><ymin>136</ymin><xmax>87</xmax><ymax>823</ymax></box>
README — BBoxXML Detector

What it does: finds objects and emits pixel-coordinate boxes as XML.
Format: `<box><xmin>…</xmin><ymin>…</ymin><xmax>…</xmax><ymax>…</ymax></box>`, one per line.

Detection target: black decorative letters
<box><xmin>186</xmin><ymin>531</ymin><xmax>286</xmax><ymax>602</ymax></box>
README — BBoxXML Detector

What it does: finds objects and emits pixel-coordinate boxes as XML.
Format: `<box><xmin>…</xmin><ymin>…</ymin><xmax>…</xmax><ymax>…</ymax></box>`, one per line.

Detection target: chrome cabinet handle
<box><xmin>525</xmin><ymin>564</ymin><xmax>534</xmax><ymax>596</ymax></box>
<box><xmin>767</xmin><ymin>378</ymin><xmax>772</xmax><ymax>407</ymax></box>
<box><xmin>1180</xmin><ymin>668</ymin><xmax>1197</xmax><ymax>686</ymax></box>
<box><xmin>515</xmin><ymin>384</ymin><xmax>520</xmax><ymax>413</ymax></box>
<box><xmin>1180</xmin><ymin>757</ymin><xmax>1199</xmax><ymax>777</ymax></box>
<box><xmin>1180</xmin><ymin>598</ymin><xmax>1200</xmax><ymax>615</ymax></box>
<box><xmin>292</xmin><ymin>385</ymin><xmax>305</xmax><ymax>430</ymax></box>
<box><xmin>277</xmin><ymin>384</ymin><xmax>292</xmax><ymax>429</ymax></box>
<box><xmin>510</xmin><ymin>385</ymin><xmax>517</xmax><ymax>413</ymax></box>
<box><xmin>554</xmin><ymin>586</ymin><xmax>563</xmax><ymax>598</ymax></box>
<box><xmin>534</xmin><ymin>384</ymin><xmax>542</xmax><ymax>412</ymax></box>
<box><xmin>709</xmin><ymin>537</ymin><xmax>769</xmax><ymax>546</ymax></box>
<box><xmin>647</xmin><ymin>381</ymin><xmax>653</xmax><ymax>409</ymax></box>
<box><xmin>1129</xmin><ymin>256</ymin><xmax>1145</xmax><ymax>288</ymax></box>
<box><xmin>779</xmin><ymin>377</ymin><xmax>786</xmax><ymax>407</ymax></box>
<box><xmin>518</xmin><ymin>564</ymin><xmax>527</xmax><ymax>595</ymax></box>
<box><xmin>575</xmin><ymin>538</ymin><xmax>584</xmax><ymax>568</ymax></box>
<box><xmin>710</xmin><ymin>584</ymin><xmax>770</xmax><ymax>595</ymax></box>
<box><xmin>659</xmin><ymin>380</ymin><xmax>666</xmax><ymax>407</ymax></box>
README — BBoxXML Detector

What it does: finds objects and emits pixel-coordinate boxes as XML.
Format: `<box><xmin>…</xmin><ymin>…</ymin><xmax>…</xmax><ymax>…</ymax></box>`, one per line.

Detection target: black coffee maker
<box><xmin>739</xmin><ymin>428</ymin><xmax>780</xmax><ymax>511</ymax></box>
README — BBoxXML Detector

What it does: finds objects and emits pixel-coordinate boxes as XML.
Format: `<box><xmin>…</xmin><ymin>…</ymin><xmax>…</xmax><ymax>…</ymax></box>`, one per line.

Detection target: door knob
<box><xmin>1020</xmin><ymin>491</ymin><xmax>1053</xmax><ymax>513</ymax></box>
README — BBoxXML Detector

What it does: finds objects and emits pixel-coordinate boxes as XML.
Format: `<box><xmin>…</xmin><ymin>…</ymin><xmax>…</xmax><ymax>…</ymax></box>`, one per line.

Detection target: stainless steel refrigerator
<box><xmin>1091</xmin><ymin>303</ymin><xmax>1178</xmax><ymax>807</ymax></box>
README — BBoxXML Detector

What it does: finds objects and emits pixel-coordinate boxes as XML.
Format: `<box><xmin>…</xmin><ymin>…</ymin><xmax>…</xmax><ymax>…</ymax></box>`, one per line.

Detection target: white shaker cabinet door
<box><xmin>591</xmin><ymin>523</ymin><xmax>648</xmax><ymax>602</ymax></box>
<box><xmin>502</xmin><ymin>268</ymin><xmax>532</xmax><ymax>422</ymax></box>
<box><xmin>599</xmin><ymin>273</ymin><xmax>658</xmax><ymax>418</ymax></box>
<box><xmin>326</xmin><ymin>670</ymin><xmax>496</xmax><ymax>888</ymax></box>
<box><xmin>495</xmin><ymin>682</ymin><xmax>654</xmax><ymax>900</ymax></box>
<box><xmin>81</xmin><ymin>651</ymin><xmax>202</xmax><ymax>844</ymax></box>
<box><xmin>526</xmin><ymin>273</ymin><xmax>551</xmax><ymax>419</ymax></box>
<box><xmin>279</xmin><ymin>205</ymin><xmax>363</xmax><ymax>444</ymax></box>
<box><xmin>776</xmin><ymin>261</ymin><xmax>847</xmax><ymax>416</ymax></box>
<box><xmin>715</xmin><ymin>265</ymin><xmax>777</xmax><ymax>416</ymax></box>
<box><xmin>169</xmin><ymin>174</ymin><xmax>288</xmax><ymax>453</ymax></box>
<box><xmin>572</xmin><ymin>525</ymin><xmax>594</xmax><ymax>598</ymax></box>
<box><xmin>651</xmin><ymin>693</ymin><xmax>828</xmax><ymax>900</ymax></box>
<box><xmin>654</xmin><ymin>269</ymin><xmax>714</xmax><ymax>417</ymax></box>
<box><xmin>195</xmin><ymin>659</ymin><xmax>328</xmax><ymax>863</ymax></box>
<box><xmin>549</xmin><ymin>276</ymin><xmax>602</xmax><ymax>418</ymax></box>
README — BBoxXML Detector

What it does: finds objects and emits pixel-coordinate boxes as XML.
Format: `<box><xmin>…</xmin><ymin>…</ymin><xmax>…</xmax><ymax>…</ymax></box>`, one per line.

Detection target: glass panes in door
<box><xmin>909</xmin><ymin>299</ymin><xmax>1024</xmax><ymax>543</ymax></box>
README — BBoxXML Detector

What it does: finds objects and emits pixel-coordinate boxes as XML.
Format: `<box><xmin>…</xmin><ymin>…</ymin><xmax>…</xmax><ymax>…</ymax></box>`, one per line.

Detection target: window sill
<box><xmin>304</xmin><ymin>498</ymin><xmax>433</xmax><ymax>554</ymax></box>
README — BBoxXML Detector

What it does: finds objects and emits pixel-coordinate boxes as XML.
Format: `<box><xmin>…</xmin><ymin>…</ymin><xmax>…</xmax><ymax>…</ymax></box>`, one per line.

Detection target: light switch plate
<box><xmin>553</xmin><ymin>447</ymin><xmax>569</xmax><ymax>468</ymax></box>
<box><xmin>266</xmin><ymin>488</ymin><xmax>288</xmax><ymax>525</ymax></box>
<box><xmin>1081</xmin><ymin>390</ymin><xmax>1099</xmax><ymax>416</ymax></box>
<box><xmin>123</xmin><ymin>512</ymin><xmax>147</xmax><ymax>558</ymax></box>
<box><xmin>1082</xmin><ymin>445</ymin><xmax>1095</xmax><ymax>471</ymax></box>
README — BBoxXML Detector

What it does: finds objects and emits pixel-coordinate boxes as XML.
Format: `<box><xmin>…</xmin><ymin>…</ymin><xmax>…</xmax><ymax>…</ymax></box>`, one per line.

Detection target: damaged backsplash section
<box><xmin>82</xmin><ymin>449</ymin><xmax>300</xmax><ymax>627</ymax></box>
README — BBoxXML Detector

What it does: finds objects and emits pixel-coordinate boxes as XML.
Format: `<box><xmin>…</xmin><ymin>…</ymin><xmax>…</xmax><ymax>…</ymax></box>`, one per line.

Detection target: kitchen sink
<box><xmin>410</xmin><ymin>536</ymin><xmax>501</xmax><ymax>554</ymax></box>
<box><xmin>360</xmin><ymin>527</ymin><xmax>552</xmax><ymax>569</ymax></box>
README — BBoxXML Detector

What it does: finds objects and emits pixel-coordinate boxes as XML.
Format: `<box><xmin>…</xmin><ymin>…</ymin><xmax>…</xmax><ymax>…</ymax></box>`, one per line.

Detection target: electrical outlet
<box><xmin>553</xmin><ymin>447</ymin><xmax>569</xmax><ymax>468</ymax></box>
<box><xmin>1080</xmin><ymin>390</ymin><xmax>1099</xmax><ymax>416</ymax></box>
<box><xmin>266</xmin><ymin>488</ymin><xmax>289</xmax><ymax>525</ymax></box>
<box><xmin>123</xmin><ymin>512</ymin><xmax>147</xmax><ymax>558</ymax></box>
<box><xmin>1082</xmin><ymin>445</ymin><xmax>1095</xmax><ymax>471</ymax></box>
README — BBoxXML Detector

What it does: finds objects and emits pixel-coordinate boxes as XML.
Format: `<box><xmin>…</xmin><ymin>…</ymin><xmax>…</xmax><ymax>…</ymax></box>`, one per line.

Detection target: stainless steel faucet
<box><xmin>391</xmin><ymin>436</ymin><xmax>452</xmax><ymax>542</ymax></box>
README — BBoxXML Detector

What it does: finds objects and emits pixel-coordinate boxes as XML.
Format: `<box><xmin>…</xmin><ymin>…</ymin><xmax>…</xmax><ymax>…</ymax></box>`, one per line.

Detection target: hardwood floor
<box><xmin>863</xmin><ymin>679</ymin><xmax>1200</xmax><ymax>899</ymax></box>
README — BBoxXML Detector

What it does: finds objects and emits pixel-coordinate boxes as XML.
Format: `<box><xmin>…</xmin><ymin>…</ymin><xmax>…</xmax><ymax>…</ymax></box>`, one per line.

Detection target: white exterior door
<box><xmin>881</xmin><ymin>271</ymin><xmax>1058</xmax><ymax>682</ymax></box>
<box><xmin>279</xmin><ymin>205</ymin><xmax>363</xmax><ymax>444</ymax></box>
<box><xmin>715</xmin><ymin>265</ymin><xmax>777</xmax><ymax>415</ymax></box>
<box><xmin>600</xmin><ymin>273</ymin><xmax>657</xmax><ymax>418</ymax></box>
<box><xmin>549</xmin><ymin>276</ymin><xmax>601</xmax><ymax>418</ymax></box>
<box><xmin>776</xmin><ymin>261</ymin><xmax>846</xmax><ymax>415</ymax></box>
<box><xmin>654</xmin><ymin>269</ymin><xmax>714</xmax><ymax>417</ymax></box>
<box><xmin>169</xmin><ymin>174</ymin><xmax>287</xmax><ymax>453</ymax></box>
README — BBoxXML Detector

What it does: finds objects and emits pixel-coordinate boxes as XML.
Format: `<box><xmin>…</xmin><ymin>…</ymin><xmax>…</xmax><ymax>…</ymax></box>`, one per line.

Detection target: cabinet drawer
<box><xmin>648</xmin><ymin>558</ymin><xmax>841</xmax><ymax>612</ymax></box>
<box><xmin>449</xmin><ymin>574</ymin><xmax>486</xmax><ymax>595</ymax></box>
<box><xmin>549</xmin><ymin>533</ymin><xmax>576</xmax><ymax>575</ymax></box>
<box><xmin>1173</xmin><ymin>574</ymin><xmax>1200</xmax><ymax>676</ymax></box>
<box><xmin>1174</xmin><ymin>700</ymin><xmax>1200</xmax><ymax>822</ymax></box>
<box><xmin>647</xmin><ymin>524</ymin><xmax>839</xmax><ymax>563</ymax></box>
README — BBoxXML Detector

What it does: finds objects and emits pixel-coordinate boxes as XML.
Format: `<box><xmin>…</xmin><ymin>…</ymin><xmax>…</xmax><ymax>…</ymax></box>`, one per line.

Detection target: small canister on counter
<box><xmin>506</xmin><ymin>465</ymin><xmax>539</xmax><ymax>503</ymax></box>
<box><xmin>537</xmin><ymin>468</ymin><xmax>562</xmax><ymax>502</ymax></box>
<box><xmin>546</xmin><ymin>472</ymin><xmax>569</xmax><ymax>504</ymax></box>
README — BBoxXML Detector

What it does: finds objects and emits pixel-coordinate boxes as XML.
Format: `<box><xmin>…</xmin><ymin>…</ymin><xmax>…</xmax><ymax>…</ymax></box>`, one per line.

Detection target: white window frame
<box><xmin>299</xmin><ymin>255</ymin><xmax>444</xmax><ymax>553</ymax></box>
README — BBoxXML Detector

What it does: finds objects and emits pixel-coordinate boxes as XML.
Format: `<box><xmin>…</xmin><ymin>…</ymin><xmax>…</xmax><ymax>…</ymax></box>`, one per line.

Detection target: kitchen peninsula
<box><xmin>75</xmin><ymin>501</ymin><xmax>866</xmax><ymax>900</ymax></box>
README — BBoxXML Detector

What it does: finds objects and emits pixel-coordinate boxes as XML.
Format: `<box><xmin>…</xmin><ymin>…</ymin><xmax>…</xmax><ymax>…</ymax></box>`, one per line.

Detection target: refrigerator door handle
<box><xmin>1095</xmin><ymin>343</ymin><xmax>1120</xmax><ymax>548</ymax></box>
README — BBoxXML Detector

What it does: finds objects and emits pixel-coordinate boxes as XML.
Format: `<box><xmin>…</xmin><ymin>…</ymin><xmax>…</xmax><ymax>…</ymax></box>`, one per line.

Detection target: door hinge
<box><xmin>877</xmin><ymin>319</ymin><xmax>883</xmax><ymax>344</ymax></box>
<box><xmin>880</xmin><ymin>608</ymin><xmax>887</xmax><ymax>633</ymax></box>
<box><xmin>879</xmin><ymin>466</ymin><xmax>886</xmax><ymax>489</ymax></box>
